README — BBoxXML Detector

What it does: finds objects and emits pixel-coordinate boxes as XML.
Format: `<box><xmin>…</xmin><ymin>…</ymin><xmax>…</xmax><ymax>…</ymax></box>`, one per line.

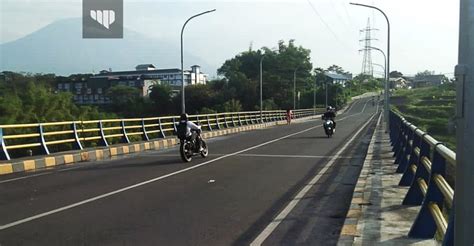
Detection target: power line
<box><xmin>305</xmin><ymin>0</ymin><xmax>352</xmax><ymax>50</ymax></box>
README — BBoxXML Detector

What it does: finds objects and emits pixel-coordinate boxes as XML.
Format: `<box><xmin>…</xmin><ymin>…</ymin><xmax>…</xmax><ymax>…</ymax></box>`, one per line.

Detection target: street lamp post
<box><xmin>325</xmin><ymin>81</ymin><xmax>328</xmax><ymax>108</ymax></box>
<box><xmin>373</xmin><ymin>63</ymin><xmax>386</xmax><ymax>78</ymax></box>
<box><xmin>259</xmin><ymin>49</ymin><xmax>277</xmax><ymax>122</ymax></box>
<box><xmin>350</xmin><ymin>3</ymin><xmax>390</xmax><ymax>131</ymax></box>
<box><xmin>368</xmin><ymin>46</ymin><xmax>387</xmax><ymax>92</ymax></box>
<box><xmin>259</xmin><ymin>55</ymin><xmax>265</xmax><ymax>122</ymax></box>
<box><xmin>180</xmin><ymin>9</ymin><xmax>216</xmax><ymax>114</ymax></box>
<box><xmin>293</xmin><ymin>67</ymin><xmax>299</xmax><ymax>110</ymax></box>
<box><xmin>314</xmin><ymin>77</ymin><xmax>317</xmax><ymax>116</ymax></box>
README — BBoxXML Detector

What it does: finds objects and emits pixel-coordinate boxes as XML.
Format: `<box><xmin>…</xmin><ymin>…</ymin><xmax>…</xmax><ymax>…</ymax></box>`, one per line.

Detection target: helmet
<box><xmin>180</xmin><ymin>113</ymin><xmax>189</xmax><ymax>121</ymax></box>
<box><xmin>326</xmin><ymin>106</ymin><xmax>333</xmax><ymax>111</ymax></box>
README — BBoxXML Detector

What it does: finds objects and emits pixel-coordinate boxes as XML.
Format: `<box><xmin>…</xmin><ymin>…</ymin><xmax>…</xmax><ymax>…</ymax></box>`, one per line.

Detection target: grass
<box><xmin>392</xmin><ymin>84</ymin><xmax>456</xmax><ymax>151</ymax></box>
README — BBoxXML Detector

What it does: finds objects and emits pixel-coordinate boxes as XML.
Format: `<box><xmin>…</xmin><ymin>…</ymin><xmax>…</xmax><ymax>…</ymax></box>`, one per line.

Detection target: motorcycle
<box><xmin>323</xmin><ymin>119</ymin><xmax>335</xmax><ymax>138</ymax></box>
<box><xmin>179</xmin><ymin>133</ymin><xmax>209</xmax><ymax>162</ymax></box>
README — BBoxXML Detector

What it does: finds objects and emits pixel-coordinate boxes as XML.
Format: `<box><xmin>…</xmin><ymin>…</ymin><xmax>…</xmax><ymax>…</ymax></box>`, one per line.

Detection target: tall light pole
<box><xmin>325</xmin><ymin>81</ymin><xmax>328</xmax><ymax>108</ymax></box>
<box><xmin>455</xmin><ymin>0</ymin><xmax>474</xmax><ymax>244</ymax></box>
<box><xmin>373</xmin><ymin>63</ymin><xmax>386</xmax><ymax>78</ymax></box>
<box><xmin>180</xmin><ymin>9</ymin><xmax>216</xmax><ymax>114</ymax></box>
<box><xmin>259</xmin><ymin>48</ymin><xmax>277</xmax><ymax>122</ymax></box>
<box><xmin>259</xmin><ymin>55</ymin><xmax>265</xmax><ymax>122</ymax></box>
<box><xmin>368</xmin><ymin>46</ymin><xmax>387</xmax><ymax>91</ymax></box>
<box><xmin>293</xmin><ymin>66</ymin><xmax>300</xmax><ymax>109</ymax></box>
<box><xmin>314</xmin><ymin>77</ymin><xmax>317</xmax><ymax>115</ymax></box>
<box><xmin>350</xmin><ymin>3</ymin><xmax>390</xmax><ymax>131</ymax></box>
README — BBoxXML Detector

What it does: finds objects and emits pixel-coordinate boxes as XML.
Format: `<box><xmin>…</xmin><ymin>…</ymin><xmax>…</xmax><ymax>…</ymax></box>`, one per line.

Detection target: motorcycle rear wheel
<box><xmin>180</xmin><ymin>141</ymin><xmax>193</xmax><ymax>162</ymax></box>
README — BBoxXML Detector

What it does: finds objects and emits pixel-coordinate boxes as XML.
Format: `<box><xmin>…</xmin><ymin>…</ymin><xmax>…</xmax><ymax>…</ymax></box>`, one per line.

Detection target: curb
<box><xmin>337</xmin><ymin>112</ymin><xmax>383</xmax><ymax>245</ymax></box>
<box><xmin>0</xmin><ymin>116</ymin><xmax>317</xmax><ymax>176</ymax></box>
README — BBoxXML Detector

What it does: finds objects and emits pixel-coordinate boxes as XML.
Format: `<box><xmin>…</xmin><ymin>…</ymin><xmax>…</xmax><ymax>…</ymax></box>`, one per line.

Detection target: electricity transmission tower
<box><xmin>359</xmin><ymin>18</ymin><xmax>378</xmax><ymax>77</ymax></box>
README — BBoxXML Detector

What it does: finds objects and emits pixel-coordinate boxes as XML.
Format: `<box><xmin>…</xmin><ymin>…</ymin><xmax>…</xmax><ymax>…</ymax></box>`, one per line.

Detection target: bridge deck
<box><xmin>0</xmin><ymin>98</ymin><xmax>378</xmax><ymax>245</ymax></box>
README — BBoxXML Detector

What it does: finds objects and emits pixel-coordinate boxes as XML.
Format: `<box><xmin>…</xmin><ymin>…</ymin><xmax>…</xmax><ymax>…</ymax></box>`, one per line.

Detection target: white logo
<box><xmin>90</xmin><ymin>10</ymin><xmax>116</xmax><ymax>29</ymax></box>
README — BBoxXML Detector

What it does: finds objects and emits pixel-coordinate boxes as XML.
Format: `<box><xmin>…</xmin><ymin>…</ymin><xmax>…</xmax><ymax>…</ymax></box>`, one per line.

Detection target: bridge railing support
<box><xmin>390</xmin><ymin>111</ymin><xmax>454</xmax><ymax>245</ymax></box>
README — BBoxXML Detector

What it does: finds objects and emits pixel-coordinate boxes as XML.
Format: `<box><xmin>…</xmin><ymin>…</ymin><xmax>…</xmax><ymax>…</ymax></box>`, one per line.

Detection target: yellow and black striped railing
<box><xmin>0</xmin><ymin>109</ymin><xmax>321</xmax><ymax>160</ymax></box>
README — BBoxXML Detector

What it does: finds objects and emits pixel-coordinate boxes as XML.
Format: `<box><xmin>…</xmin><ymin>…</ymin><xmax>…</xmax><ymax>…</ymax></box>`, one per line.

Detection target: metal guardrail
<box><xmin>389</xmin><ymin>111</ymin><xmax>454</xmax><ymax>245</ymax></box>
<box><xmin>0</xmin><ymin>109</ymin><xmax>321</xmax><ymax>161</ymax></box>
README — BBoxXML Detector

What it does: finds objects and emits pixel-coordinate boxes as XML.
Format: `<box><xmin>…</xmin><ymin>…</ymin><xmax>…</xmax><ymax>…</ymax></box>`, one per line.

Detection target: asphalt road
<box><xmin>0</xmin><ymin>97</ymin><xmax>380</xmax><ymax>246</ymax></box>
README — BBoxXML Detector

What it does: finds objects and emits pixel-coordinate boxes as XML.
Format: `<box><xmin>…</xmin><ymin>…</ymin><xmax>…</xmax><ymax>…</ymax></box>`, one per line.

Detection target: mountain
<box><xmin>0</xmin><ymin>18</ymin><xmax>212</xmax><ymax>75</ymax></box>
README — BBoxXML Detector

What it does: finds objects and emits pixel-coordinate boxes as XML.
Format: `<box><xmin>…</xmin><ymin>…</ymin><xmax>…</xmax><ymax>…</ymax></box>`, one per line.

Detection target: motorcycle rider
<box><xmin>177</xmin><ymin>113</ymin><xmax>203</xmax><ymax>151</ymax></box>
<box><xmin>322</xmin><ymin>106</ymin><xmax>337</xmax><ymax>130</ymax></box>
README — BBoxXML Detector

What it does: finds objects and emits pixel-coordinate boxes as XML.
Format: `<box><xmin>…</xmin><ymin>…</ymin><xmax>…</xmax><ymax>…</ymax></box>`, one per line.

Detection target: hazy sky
<box><xmin>0</xmin><ymin>0</ymin><xmax>460</xmax><ymax>77</ymax></box>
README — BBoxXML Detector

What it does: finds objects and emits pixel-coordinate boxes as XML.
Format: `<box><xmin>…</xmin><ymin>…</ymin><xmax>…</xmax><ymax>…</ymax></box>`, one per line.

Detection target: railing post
<box><xmin>396</xmin><ymin>125</ymin><xmax>416</xmax><ymax>173</ymax></box>
<box><xmin>142</xmin><ymin>119</ymin><xmax>150</xmax><ymax>141</ymax></box>
<box><xmin>443</xmin><ymin>204</ymin><xmax>455</xmax><ymax>246</ymax></box>
<box><xmin>0</xmin><ymin>127</ymin><xmax>11</xmax><ymax>160</ymax></box>
<box><xmin>402</xmin><ymin>138</ymin><xmax>435</xmax><ymax>205</ymax></box>
<box><xmin>392</xmin><ymin>118</ymin><xmax>406</xmax><ymax>155</ymax></box>
<box><xmin>158</xmin><ymin>118</ymin><xmax>166</xmax><ymax>138</ymax></box>
<box><xmin>408</xmin><ymin>145</ymin><xmax>447</xmax><ymax>238</ymax></box>
<box><xmin>207</xmin><ymin>115</ymin><xmax>213</xmax><ymax>131</ymax></box>
<box><xmin>238</xmin><ymin>113</ymin><xmax>243</xmax><ymax>126</ymax></box>
<box><xmin>230</xmin><ymin>114</ymin><xmax>235</xmax><ymax>127</ymax></box>
<box><xmin>394</xmin><ymin>122</ymin><xmax>410</xmax><ymax>164</ymax></box>
<box><xmin>196</xmin><ymin>115</ymin><xmax>201</xmax><ymax>129</ymax></box>
<box><xmin>38</xmin><ymin>124</ymin><xmax>50</xmax><ymax>155</ymax></box>
<box><xmin>172</xmin><ymin>117</ymin><xmax>178</xmax><ymax>135</ymax></box>
<box><xmin>215</xmin><ymin>114</ymin><xmax>221</xmax><ymax>129</ymax></box>
<box><xmin>399</xmin><ymin>132</ymin><xmax>426</xmax><ymax>186</ymax></box>
<box><xmin>121</xmin><ymin>120</ymin><xmax>130</xmax><ymax>143</ymax></box>
<box><xmin>224</xmin><ymin>114</ymin><xmax>229</xmax><ymax>128</ymax></box>
<box><xmin>98</xmin><ymin>121</ymin><xmax>109</xmax><ymax>146</ymax></box>
<box><xmin>72</xmin><ymin>122</ymin><xmax>83</xmax><ymax>150</ymax></box>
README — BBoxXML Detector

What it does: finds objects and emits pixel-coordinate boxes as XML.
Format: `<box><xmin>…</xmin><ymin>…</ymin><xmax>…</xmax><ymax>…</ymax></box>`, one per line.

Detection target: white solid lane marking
<box><xmin>235</xmin><ymin>154</ymin><xmax>361</xmax><ymax>159</ymax></box>
<box><xmin>0</xmin><ymin>172</ymin><xmax>52</xmax><ymax>184</ymax></box>
<box><xmin>0</xmin><ymin>98</ymin><xmax>369</xmax><ymax>184</ymax></box>
<box><xmin>0</xmin><ymin>119</ymin><xmax>326</xmax><ymax>230</ymax></box>
<box><xmin>250</xmin><ymin>107</ymin><xmax>378</xmax><ymax>246</ymax></box>
<box><xmin>0</xmin><ymin>98</ymin><xmax>373</xmax><ymax>231</ymax></box>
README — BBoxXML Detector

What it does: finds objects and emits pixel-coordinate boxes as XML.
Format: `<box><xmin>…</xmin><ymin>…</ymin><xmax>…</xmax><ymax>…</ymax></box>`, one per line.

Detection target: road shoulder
<box><xmin>337</xmin><ymin>114</ymin><xmax>437</xmax><ymax>245</ymax></box>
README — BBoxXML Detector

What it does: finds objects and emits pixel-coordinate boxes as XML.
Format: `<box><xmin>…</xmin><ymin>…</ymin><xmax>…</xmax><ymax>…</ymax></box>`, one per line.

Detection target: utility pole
<box><xmin>359</xmin><ymin>18</ymin><xmax>378</xmax><ymax>77</ymax></box>
<box><xmin>180</xmin><ymin>9</ymin><xmax>216</xmax><ymax>114</ymax></box>
<box><xmin>314</xmin><ymin>77</ymin><xmax>317</xmax><ymax>115</ymax></box>
<box><xmin>350</xmin><ymin>3</ymin><xmax>390</xmax><ymax>132</ymax></box>
<box><xmin>260</xmin><ymin>55</ymin><xmax>266</xmax><ymax>122</ymax></box>
<box><xmin>325</xmin><ymin>81</ymin><xmax>328</xmax><ymax>108</ymax></box>
<box><xmin>293</xmin><ymin>66</ymin><xmax>299</xmax><ymax>110</ymax></box>
<box><xmin>455</xmin><ymin>0</ymin><xmax>474</xmax><ymax>244</ymax></box>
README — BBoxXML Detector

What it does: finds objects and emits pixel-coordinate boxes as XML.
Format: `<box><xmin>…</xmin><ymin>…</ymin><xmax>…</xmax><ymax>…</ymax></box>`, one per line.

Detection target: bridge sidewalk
<box><xmin>337</xmin><ymin>115</ymin><xmax>437</xmax><ymax>246</ymax></box>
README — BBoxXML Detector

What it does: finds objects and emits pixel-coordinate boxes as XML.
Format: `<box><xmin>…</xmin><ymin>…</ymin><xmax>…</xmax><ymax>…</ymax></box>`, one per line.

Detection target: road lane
<box><xmin>0</xmin><ymin>97</ymin><xmax>378</xmax><ymax>245</ymax></box>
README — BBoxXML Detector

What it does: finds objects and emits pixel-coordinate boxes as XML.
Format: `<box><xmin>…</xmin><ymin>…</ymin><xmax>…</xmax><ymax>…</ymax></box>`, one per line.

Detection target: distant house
<box><xmin>57</xmin><ymin>64</ymin><xmax>208</xmax><ymax>105</ymax></box>
<box><xmin>389</xmin><ymin>77</ymin><xmax>409</xmax><ymax>89</ymax></box>
<box><xmin>413</xmin><ymin>74</ymin><xmax>445</xmax><ymax>88</ymax></box>
<box><xmin>324</xmin><ymin>72</ymin><xmax>352</xmax><ymax>87</ymax></box>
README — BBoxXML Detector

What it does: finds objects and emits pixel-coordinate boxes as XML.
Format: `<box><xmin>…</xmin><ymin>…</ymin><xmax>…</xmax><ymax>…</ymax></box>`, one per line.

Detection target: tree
<box><xmin>149</xmin><ymin>84</ymin><xmax>174</xmax><ymax>115</ymax></box>
<box><xmin>415</xmin><ymin>70</ymin><xmax>436</xmax><ymax>78</ymax></box>
<box><xmin>217</xmin><ymin>40</ymin><xmax>313</xmax><ymax>110</ymax></box>
<box><xmin>106</xmin><ymin>85</ymin><xmax>142</xmax><ymax>116</ymax></box>
<box><xmin>327</xmin><ymin>65</ymin><xmax>346</xmax><ymax>74</ymax></box>
<box><xmin>390</xmin><ymin>70</ymin><xmax>403</xmax><ymax>78</ymax></box>
<box><xmin>0</xmin><ymin>72</ymin><xmax>113</xmax><ymax>124</ymax></box>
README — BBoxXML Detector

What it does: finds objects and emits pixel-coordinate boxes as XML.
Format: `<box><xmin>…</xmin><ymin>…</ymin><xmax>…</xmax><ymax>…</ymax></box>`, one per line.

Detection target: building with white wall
<box><xmin>57</xmin><ymin>64</ymin><xmax>208</xmax><ymax>105</ymax></box>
